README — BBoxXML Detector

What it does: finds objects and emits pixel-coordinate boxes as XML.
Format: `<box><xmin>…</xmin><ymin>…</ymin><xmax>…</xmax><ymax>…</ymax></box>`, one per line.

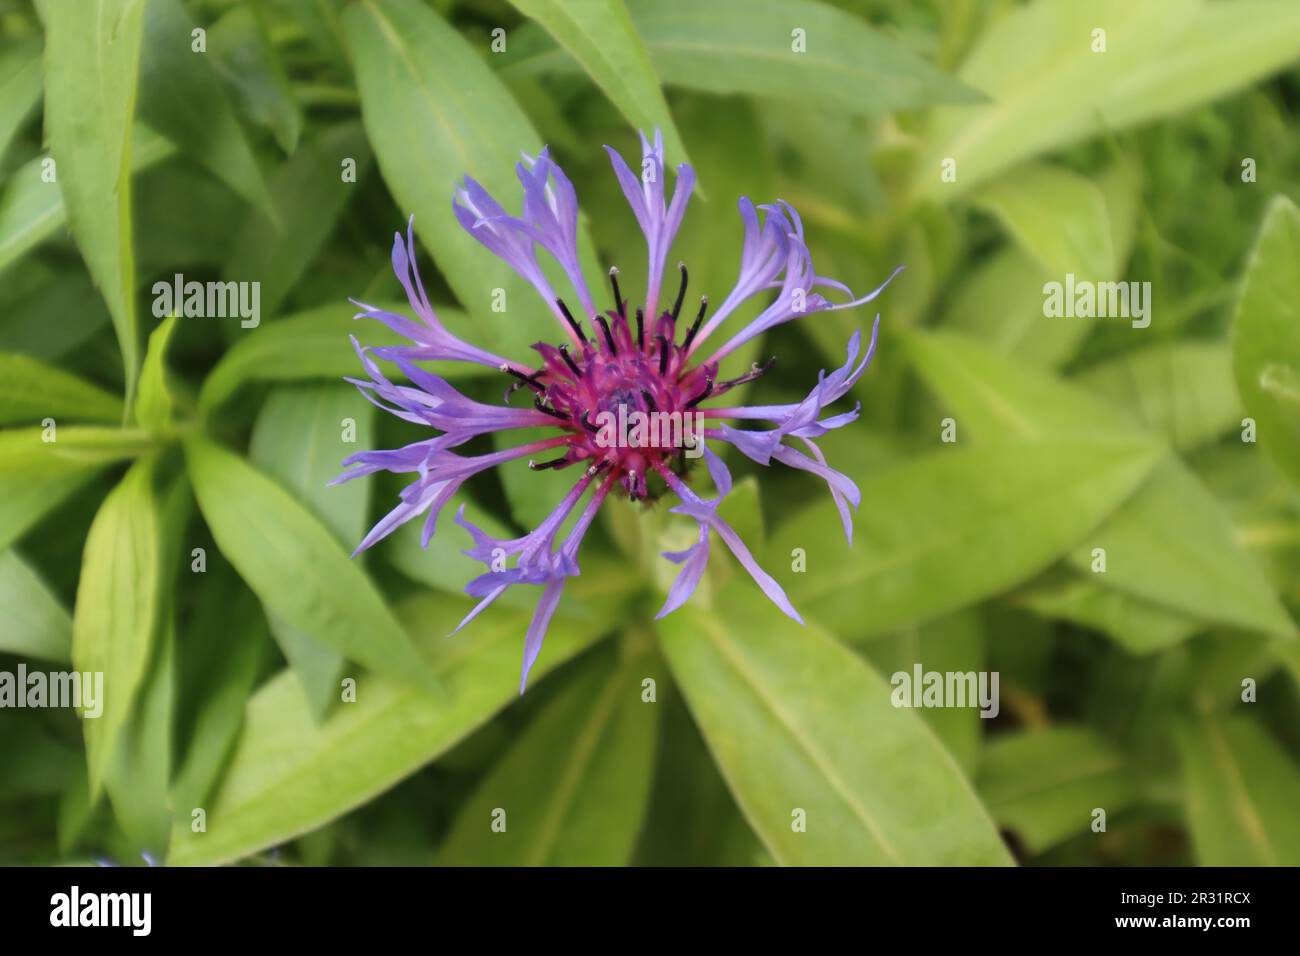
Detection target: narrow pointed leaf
<box><xmin>1232</xmin><ymin>195</ymin><xmax>1300</xmax><ymax>487</ymax></box>
<box><xmin>167</xmin><ymin>593</ymin><xmax>610</xmax><ymax>865</ymax></box>
<box><xmin>41</xmin><ymin>0</ymin><xmax>147</xmax><ymax>403</ymax></box>
<box><xmin>438</xmin><ymin>640</ymin><xmax>659</xmax><ymax>865</ymax></box>
<box><xmin>657</xmin><ymin>583</ymin><xmax>1012</xmax><ymax>865</ymax></box>
<box><xmin>505</xmin><ymin>0</ymin><xmax>691</xmax><ymax>171</ymax></box>
<box><xmin>0</xmin><ymin>353</ymin><xmax>123</xmax><ymax>425</ymax></box>
<box><xmin>766</xmin><ymin>438</ymin><xmax>1161</xmax><ymax>639</ymax></box>
<box><xmin>1179</xmin><ymin>714</ymin><xmax>1300</xmax><ymax>865</ymax></box>
<box><xmin>183</xmin><ymin>434</ymin><xmax>435</xmax><ymax>692</ymax></box>
<box><xmin>71</xmin><ymin>456</ymin><xmax>164</xmax><ymax>797</ymax></box>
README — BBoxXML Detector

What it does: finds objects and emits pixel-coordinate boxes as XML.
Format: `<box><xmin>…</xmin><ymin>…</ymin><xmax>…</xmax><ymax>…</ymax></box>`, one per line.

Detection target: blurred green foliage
<box><xmin>2</xmin><ymin>0</ymin><xmax>1300</xmax><ymax>867</ymax></box>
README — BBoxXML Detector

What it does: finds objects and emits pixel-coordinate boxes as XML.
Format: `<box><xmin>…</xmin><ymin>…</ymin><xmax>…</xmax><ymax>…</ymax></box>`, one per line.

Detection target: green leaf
<box><xmin>0</xmin><ymin>37</ymin><xmax>42</xmax><ymax>160</ymax></box>
<box><xmin>40</xmin><ymin>0</ymin><xmax>147</xmax><ymax>405</ymax></box>
<box><xmin>857</xmin><ymin>611</ymin><xmax>985</xmax><ymax>775</ymax></box>
<box><xmin>915</xmin><ymin>0</ymin><xmax>1300</xmax><ymax>201</ymax></box>
<box><xmin>1014</xmin><ymin>569</ymin><xmax>1199</xmax><ymax>655</ymax></box>
<box><xmin>437</xmin><ymin>639</ymin><xmax>659</xmax><ymax>865</ymax></box>
<box><xmin>1065</xmin><ymin>456</ymin><xmax>1295</xmax><ymax>639</ymax></box>
<box><xmin>0</xmin><ymin>353</ymin><xmax>123</xmax><ymax>425</ymax></box>
<box><xmin>506</xmin><ymin>0</ymin><xmax>690</xmax><ymax>172</ymax></box>
<box><xmin>137</xmin><ymin>0</ymin><xmax>275</xmax><ymax>213</ymax></box>
<box><xmin>978</xmin><ymin>727</ymin><xmax>1134</xmax><ymax>855</ymax></box>
<box><xmin>766</xmin><ymin>438</ymin><xmax>1160</xmax><ymax>639</ymax></box>
<box><xmin>0</xmin><ymin>711</ymin><xmax>79</xmax><ymax>803</ymax></box>
<box><xmin>171</xmin><ymin>576</ymin><xmax>269</xmax><ymax>814</ymax></box>
<box><xmin>0</xmin><ymin>549</ymin><xmax>73</xmax><ymax>663</ymax></box>
<box><xmin>134</xmin><ymin>316</ymin><xmax>178</xmax><ymax>433</ymax></box>
<box><xmin>505</xmin><ymin>0</ymin><xmax>982</xmax><ymax>117</ymax></box>
<box><xmin>249</xmin><ymin>385</ymin><xmax>373</xmax><ymax>546</ymax></box>
<box><xmin>1179</xmin><ymin>714</ymin><xmax>1300</xmax><ymax>865</ymax></box>
<box><xmin>940</xmin><ymin>246</ymin><xmax>1089</xmax><ymax>368</ymax></box>
<box><xmin>969</xmin><ymin>162</ymin><xmax>1117</xmax><ymax>280</ymax></box>
<box><xmin>656</xmin><ymin>582</ymin><xmax>1011</xmax><ymax>865</ymax></box>
<box><xmin>902</xmin><ymin>327</ymin><xmax>1135</xmax><ymax>440</ymax></box>
<box><xmin>345</xmin><ymin>0</ymin><xmax>592</xmax><ymax>357</ymax></box>
<box><xmin>71</xmin><ymin>456</ymin><xmax>164</xmax><ymax>797</ymax></box>
<box><xmin>1233</xmin><ymin>195</ymin><xmax>1300</xmax><ymax>487</ymax></box>
<box><xmin>0</xmin><ymin>267</ymin><xmax>110</xmax><ymax>362</ymax></box>
<box><xmin>0</xmin><ymin>125</ymin><xmax>174</xmax><ymax>275</ymax></box>
<box><xmin>209</xmin><ymin>5</ymin><xmax>303</xmax><ymax>154</ymax></box>
<box><xmin>223</xmin><ymin>121</ymin><xmax>371</xmax><ymax>319</ymax></box>
<box><xmin>248</xmin><ymin>384</ymin><xmax>376</xmax><ymax>718</ymax></box>
<box><xmin>275</xmin><ymin>0</ymin><xmax>349</xmax><ymax>72</ymax></box>
<box><xmin>167</xmin><ymin>592</ymin><xmax>610</xmax><ymax>865</ymax></box>
<box><xmin>198</xmin><ymin>300</ymin><xmax>480</xmax><ymax>413</ymax></box>
<box><xmin>906</xmin><ymin>328</ymin><xmax>1294</xmax><ymax>640</ymax></box>
<box><xmin>1077</xmin><ymin>342</ymin><xmax>1241</xmax><ymax>452</ymax></box>
<box><xmin>0</xmin><ymin>425</ymin><xmax>153</xmax><ymax>551</ymax></box>
<box><xmin>105</xmin><ymin>617</ymin><xmax>175</xmax><ymax>857</ymax></box>
<box><xmin>183</xmin><ymin>434</ymin><xmax>435</xmax><ymax>691</ymax></box>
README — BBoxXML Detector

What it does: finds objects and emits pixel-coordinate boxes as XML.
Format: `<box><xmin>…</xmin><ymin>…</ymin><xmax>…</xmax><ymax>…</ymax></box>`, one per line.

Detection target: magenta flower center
<box><xmin>506</xmin><ymin>265</ymin><xmax>767</xmax><ymax>502</ymax></box>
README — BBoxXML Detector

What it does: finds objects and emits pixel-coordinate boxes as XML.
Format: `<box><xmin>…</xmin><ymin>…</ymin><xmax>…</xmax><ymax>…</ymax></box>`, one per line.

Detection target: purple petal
<box><xmin>655</xmin><ymin>525</ymin><xmax>710</xmax><ymax>618</ymax></box>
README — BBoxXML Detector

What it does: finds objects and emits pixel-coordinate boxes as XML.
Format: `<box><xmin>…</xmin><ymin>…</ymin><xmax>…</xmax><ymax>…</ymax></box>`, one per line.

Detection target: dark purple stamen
<box><xmin>502</xmin><ymin>364</ymin><xmax>545</xmax><ymax>393</ymax></box>
<box><xmin>559</xmin><ymin>344</ymin><xmax>583</xmax><ymax>378</ymax></box>
<box><xmin>670</xmin><ymin>262</ymin><xmax>688</xmax><ymax>320</ymax></box>
<box><xmin>685</xmin><ymin>376</ymin><xmax>714</xmax><ymax>408</ymax></box>
<box><xmin>595</xmin><ymin>315</ymin><xmax>617</xmax><ymax>354</ymax></box>
<box><xmin>533</xmin><ymin>396</ymin><xmax>569</xmax><ymax>420</ymax></box>
<box><xmin>681</xmin><ymin>296</ymin><xmax>708</xmax><ymax>352</ymax></box>
<box><xmin>608</xmin><ymin>267</ymin><xmax>625</xmax><ymax>318</ymax></box>
<box><xmin>528</xmin><ymin>456</ymin><xmax>573</xmax><ymax>471</ymax></box>
<box><xmin>658</xmin><ymin>335</ymin><xmax>669</xmax><ymax>375</ymax></box>
<box><xmin>556</xmin><ymin>298</ymin><xmax>585</xmax><ymax>342</ymax></box>
<box><xmin>580</xmin><ymin>412</ymin><xmax>599</xmax><ymax>433</ymax></box>
<box><xmin>640</xmin><ymin>388</ymin><xmax>656</xmax><ymax>413</ymax></box>
<box><xmin>635</xmin><ymin>307</ymin><xmax>645</xmax><ymax>350</ymax></box>
<box><xmin>717</xmin><ymin>356</ymin><xmax>776</xmax><ymax>392</ymax></box>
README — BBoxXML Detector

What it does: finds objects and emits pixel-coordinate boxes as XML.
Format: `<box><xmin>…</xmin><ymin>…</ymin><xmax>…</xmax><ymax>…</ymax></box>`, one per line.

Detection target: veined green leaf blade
<box><xmin>1179</xmin><ymin>714</ymin><xmax>1300</xmax><ymax>865</ymax></box>
<box><xmin>182</xmin><ymin>434</ymin><xmax>434</xmax><ymax>691</ymax></box>
<box><xmin>505</xmin><ymin>0</ymin><xmax>690</xmax><ymax>171</ymax></box>
<box><xmin>0</xmin><ymin>125</ymin><xmax>174</xmax><ymax>275</ymax></box>
<box><xmin>1232</xmin><ymin>195</ymin><xmax>1300</xmax><ymax>487</ymax></box>
<box><xmin>766</xmin><ymin>438</ymin><xmax>1161</xmax><ymax>639</ymax></box>
<box><xmin>0</xmin><ymin>549</ymin><xmax>73</xmax><ymax>663</ymax></box>
<box><xmin>978</xmin><ymin>726</ymin><xmax>1134</xmax><ymax>855</ymax></box>
<box><xmin>505</xmin><ymin>0</ymin><xmax>982</xmax><ymax>116</ymax></box>
<box><xmin>0</xmin><ymin>37</ymin><xmax>42</xmax><ymax>160</ymax></box>
<box><xmin>40</xmin><ymin>0</ymin><xmax>147</xmax><ymax>404</ymax></box>
<box><xmin>346</xmin><ymin>0</ymin><xmax>575</xmax><ymax>358</ymax></box>
<box><xmin>71</xmin><ymin>456</ymin><xmax>164</xmax><ymax>797</ymax></box>
<box><xmin>437</xmin><ymin>639</ymin><xmax>659</xmax><ymax>865</ymax></box>
<box><xmin>134</xmin><ymin>315</ymin><xmax>178</xmax><ymax>433</ymax></box>
<box><xmin>137</xmin><ymin>0</ymin><xmax>276</xmax><ymax>216</ymax></box>
<box><xmin>248</xmin><ymin>384</ymin><xmax>376</xmax><ymax>717</ymax></box>
<box><xmin>0</xmin><ymin>425</ymin><xmax>154</xmax><ymax>551</ymax></box>
<box><xmin>0</xmin><ymin>353</ymin><xmax>123</xmax><ymax>425</ymax></box>
<box><xmin>657</xmin><ymin>583</ymin><xmax>1012</xmax><ymax>865</ymax></box>
<box><xmin>915</xmin><ymin>0</ymin><xmax>1300</xmax><ymax>201</ymax></box>
<box><xmin>167</xmin><ymin>592</ymin><xmax>609</xmax><ymax>865</ymax></box>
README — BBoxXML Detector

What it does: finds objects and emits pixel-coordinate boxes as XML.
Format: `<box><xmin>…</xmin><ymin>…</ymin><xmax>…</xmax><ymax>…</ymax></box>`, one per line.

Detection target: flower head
<box><xmin>338</xmin><ymin>131</ymin><xmax>899</xmax><ymax>691</ymax></box>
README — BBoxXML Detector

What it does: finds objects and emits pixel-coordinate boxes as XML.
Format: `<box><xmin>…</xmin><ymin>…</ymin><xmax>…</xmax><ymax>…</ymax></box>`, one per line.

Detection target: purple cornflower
<box><xmin>337</xmin><ymin>130</ymin><xmax>900</xmax><ymax>691</ymax></box>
